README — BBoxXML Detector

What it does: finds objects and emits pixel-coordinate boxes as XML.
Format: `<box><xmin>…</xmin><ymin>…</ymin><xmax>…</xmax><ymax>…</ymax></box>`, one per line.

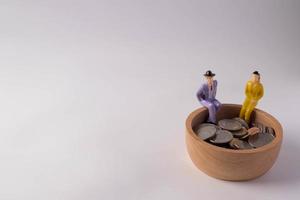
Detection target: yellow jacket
<box><xmin>245</xmin><ymin>81</ymin><xmax>264</xmax><ymax>101</ymax></box>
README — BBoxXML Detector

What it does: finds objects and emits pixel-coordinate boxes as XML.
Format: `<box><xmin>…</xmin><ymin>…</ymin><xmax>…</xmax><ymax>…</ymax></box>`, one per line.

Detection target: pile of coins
<box><xmin>195</xmin><ymin>118</ymin><xmax>275</xmax><ymax>150</ymax></box>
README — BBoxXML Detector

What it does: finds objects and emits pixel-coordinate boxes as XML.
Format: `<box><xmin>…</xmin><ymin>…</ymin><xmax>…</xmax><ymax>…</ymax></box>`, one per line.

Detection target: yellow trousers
<box><xmin>239</xmin><ymin>98</ymin><xmax>257</xmax><ymax>123</ymax></box>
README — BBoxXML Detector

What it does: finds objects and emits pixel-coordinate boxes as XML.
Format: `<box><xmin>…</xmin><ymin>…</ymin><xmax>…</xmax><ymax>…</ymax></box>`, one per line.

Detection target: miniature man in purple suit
<box><xmin>196</xmin><ymin>70</ymin><xmax>221</xmax><ymax>123</ymax></box>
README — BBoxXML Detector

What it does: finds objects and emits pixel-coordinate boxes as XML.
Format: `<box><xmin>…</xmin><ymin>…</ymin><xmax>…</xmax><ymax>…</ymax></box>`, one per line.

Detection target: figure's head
<box><xmin>204</xmin><ymin>70</ymin><xmax>215</xmax><ymax>85</ymax></box>
<box><xmin>251</xmin><ymin>71</ymin><xmax>261</xmax><ymax>82</ymax></box>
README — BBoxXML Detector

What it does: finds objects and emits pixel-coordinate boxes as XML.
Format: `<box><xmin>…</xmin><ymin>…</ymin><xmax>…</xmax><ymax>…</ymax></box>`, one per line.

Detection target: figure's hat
<box><xmin>253</xmin><ymin>71</ymin><xmax>260</xmax><ymax>76</ymax></box>
<box><xmin>204</xmin><ymin>70</ymin><xmax>215</xmax><ymax>77</ymax></box>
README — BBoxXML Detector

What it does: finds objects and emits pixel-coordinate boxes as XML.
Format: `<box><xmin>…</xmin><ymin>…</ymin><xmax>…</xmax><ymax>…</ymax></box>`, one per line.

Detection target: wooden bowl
<box><xmin>185</xmin><ymin>104</ymin><xmax>283</xmax><ymax>181</ymax></box>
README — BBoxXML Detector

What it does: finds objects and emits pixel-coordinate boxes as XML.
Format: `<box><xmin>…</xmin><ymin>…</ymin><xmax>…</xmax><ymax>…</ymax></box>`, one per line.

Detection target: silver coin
<box><xmin>218</xmin><ymin>119</ymin><xmax>242</xmax><ymax>131</ymax></box>
<box><xmin>248</xmin><ymin>132</ymin><xmax>275</xmax><ymax>148</ymax></box>
<box><xmin>196</xmin><ymin>123</ymin><xmax>217</xmax><ymax>140</ymax></box>
<box><xmin>266</xmin><ymin>126</ymin><xmax>275</xmax><ymax>136</ymax></box>
<box><xmin>233</xmin><ymin>117</ymin><xmax>249</xmax><ymax>129</ymax></box>
<box><xmin>261</xmin><ymin>124</ymin><xmax>267</xmax><ymax>133</ymax></box>
<box><xmin>210</xmin><ymin>130</ymin><xmax>233</xmax><ymax>144</ymax></box>
<box><xmin>229</xmin><ymin>138</ymin><xmax>253</xmax><ymax>150</ymax></box>
<box><xmin>231</xmin><ymin>127</ymin><xmax>248</xmax><ymax>138</ymax></box>
<box><xmin>240</xmin><ymin>141</ymin><xmax>253</xmax><ymax>149</ymax></box>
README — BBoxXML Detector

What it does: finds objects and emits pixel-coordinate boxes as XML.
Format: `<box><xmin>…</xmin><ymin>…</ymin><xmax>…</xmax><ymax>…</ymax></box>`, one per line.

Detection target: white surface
<box><xmin>0</xmin><ymin>1</ymin><xmax>299</xmax><ymax>199</ymax></box>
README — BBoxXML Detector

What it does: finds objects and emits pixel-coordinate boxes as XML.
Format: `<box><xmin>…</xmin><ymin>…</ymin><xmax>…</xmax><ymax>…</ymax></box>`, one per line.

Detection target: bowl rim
<box><xmin>186</xmin><ymin>103</ymin><xmax>283</xmax><ymax>154</ymax></box>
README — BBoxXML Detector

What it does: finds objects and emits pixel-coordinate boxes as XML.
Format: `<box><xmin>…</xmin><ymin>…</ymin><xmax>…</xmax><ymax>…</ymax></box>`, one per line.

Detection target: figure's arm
<box><xmin>252</xmin><ymin>84</ymin><xmax>264</xmax><ymax>101</ymax></box>
<box><xmin>196</xmin><ymin>85</ymin><xmax>204</xmax><ymax>102</ymax></box>
<box><xmin>214</xmin><ymin>80</ymin><xmax>218</xmax><ymax>96</ymax></box>
<box><xmin>256</xmin><ymin>85</ymin><xmax>264</xmax><ymax>100</ymax></box>
<box><xmin>245</xmin><ymin>82</ymin><xmax>251</xmax><ymax>98</ymax></box>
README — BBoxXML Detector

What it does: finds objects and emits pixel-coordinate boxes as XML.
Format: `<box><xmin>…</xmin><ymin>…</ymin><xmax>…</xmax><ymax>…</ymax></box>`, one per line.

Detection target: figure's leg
<box><xmin>213</xmin><ymin>99</ymin><xmax>221</xmax><ymax>112</ymax></box>
<box><xmin>200</xmin><ymin>100</ymin><xmax>216</xmax><ymax>123</ymax></box>
<box><xmin>239</xmin><ymin>98</ymin><xmax>250</xmax><ymax>119</ymax></box>
<box><xmin>210</xmin><ymin>99</ymin><xmax>221</xmax><ymax>122</ymax></box>
<box><xmin>207</xmin><ymin>103</ymin><xmax>216</xmax><ymax>123</ymax></box>
<box><xmin>245</xmin><ymin>101</ymin><xmax>257</xmax><ymax>123</ymax></box>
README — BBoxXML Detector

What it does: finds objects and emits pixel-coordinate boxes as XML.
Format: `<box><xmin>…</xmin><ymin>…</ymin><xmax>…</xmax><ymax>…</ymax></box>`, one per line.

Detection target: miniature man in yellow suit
<box><xmin>239</xmin><ymin>71</ymin><xmax>264</xmax><ymax>123</ymax></box>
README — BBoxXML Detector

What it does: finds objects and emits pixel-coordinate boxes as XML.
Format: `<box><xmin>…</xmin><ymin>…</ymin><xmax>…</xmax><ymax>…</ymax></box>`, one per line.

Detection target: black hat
<box><xmin>204</xmin><ymin>70</ymin><xmax>215</xmax><ymax>77</ymax></box>
<box><xmin>253</xmin><ymin>71</ymin><xmax>260</xmax><ymax>76</ymax></box>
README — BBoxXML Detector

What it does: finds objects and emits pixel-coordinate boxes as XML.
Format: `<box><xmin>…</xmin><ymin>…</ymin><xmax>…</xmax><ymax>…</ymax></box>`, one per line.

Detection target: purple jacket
<box><xmin>196</xmin><ymin>80</ymin><xmax>218</xmax><ymax>102</ymax></box>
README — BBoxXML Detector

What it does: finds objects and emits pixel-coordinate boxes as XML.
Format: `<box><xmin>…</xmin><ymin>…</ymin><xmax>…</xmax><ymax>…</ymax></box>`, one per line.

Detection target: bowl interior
<box><xmin>189</xmin><ymin>104</ymin><xmax>282</xmax><ymax>152</ymax></box>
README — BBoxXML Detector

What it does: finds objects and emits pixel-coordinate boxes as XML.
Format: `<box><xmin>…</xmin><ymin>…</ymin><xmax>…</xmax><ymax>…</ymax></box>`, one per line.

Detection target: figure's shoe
<box><xmin>206</xmin><ymin>120</ymin><xmax>217</xmax><ymax>125</ymax></box>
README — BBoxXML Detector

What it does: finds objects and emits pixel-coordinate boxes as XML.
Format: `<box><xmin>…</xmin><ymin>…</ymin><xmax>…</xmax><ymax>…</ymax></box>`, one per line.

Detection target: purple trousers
<box><xmin>200</xmin><ymin>99</ymin><xmax>221</xmax><ymax>123</ymax></box>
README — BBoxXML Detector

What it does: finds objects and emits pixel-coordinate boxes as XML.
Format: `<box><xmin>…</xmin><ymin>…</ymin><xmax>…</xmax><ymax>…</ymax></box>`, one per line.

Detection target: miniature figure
<box><xmin>239</xmin><ymin>71</ymin><xmax>264</xmax><ymax>123</ymax></box>
<box><xmin>196</xmin><ymin>70</ymin><xmax>221</xmax><ymax>123</ymax></box>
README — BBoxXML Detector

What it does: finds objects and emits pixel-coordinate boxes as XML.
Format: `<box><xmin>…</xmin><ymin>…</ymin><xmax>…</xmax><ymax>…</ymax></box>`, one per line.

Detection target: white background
<box><xmin>0</xmin><ymin>0</ymin><xmax>299</xmax><ymax>199</ymax></box>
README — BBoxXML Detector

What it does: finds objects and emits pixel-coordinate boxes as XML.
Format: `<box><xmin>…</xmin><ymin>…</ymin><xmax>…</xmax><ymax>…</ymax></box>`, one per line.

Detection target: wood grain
<box><xmin>185</xmin><ymin>104</ymin><xmax>283</xmax><ymax>181</ymax></box>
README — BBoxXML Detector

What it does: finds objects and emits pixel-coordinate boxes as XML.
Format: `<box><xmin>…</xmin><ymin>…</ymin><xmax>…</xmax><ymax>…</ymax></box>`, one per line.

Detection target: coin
<box><xmin>229</xmin><ymin>138</ymin><xmax>240</xmax><ymax>149</ymax></box>
<box><xmin>231</xmin><ymin>127</ymin><xmax>248</xmax><ymax>138</ymax></box>
<box><xmin>240</xmin><ymin>133</ymin><xmax>250</xmax><ymax>140</ymax></box>
<box><xmin>233</xmin><ymin>117</ymin><xmax>249</xmax><ymax>129</ymax></box>
<box><xmin>197</xmin><ymin>118</ymin><xmax>276</xmax><ymax>150</ymax></box>
<box><xmin>218</xmin><ymin>119</ymin><xmax>242</xmax><ymax>131</ymax></box>
<box><xmin>210</xmin><ymin>130</ymin><xmax>233</xmax><ymax>144</ymax></box>
<box><xmin>239</xmin><ymin>141</ymin><xmax>252</xmax><ymax>149</ymax></box>
<box><xmin>248</xmin><ymin>132</ymin><xmax>275</xmax><ymax>148</ymax></box>
<box><xmin>261</xmin><ymin>124</ymin><xmax>267</xmax><ymax>133</ymax></box>
<box><xmin>255</xmin><ymin>122</ymin><xmax>265</xmax><ymax>133</ymax></box>
<box><xmin>229</xmin><ymin>138</ymin><xmax>253</xmax><ymax>150</ymax></box>
<box><xmin>196</xmin><ymin>123</ymin><xmax>217</xmax><ymax>140</ymax></box>
<box><xmin>247</xmin><ymin>127</ymin><xmax>260</xmax><ymax>136</ymax></box>
<box><xmin>267</xmin><ymin>127</ymin><xmax>275</xmax><ymax>136</ymax></box>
